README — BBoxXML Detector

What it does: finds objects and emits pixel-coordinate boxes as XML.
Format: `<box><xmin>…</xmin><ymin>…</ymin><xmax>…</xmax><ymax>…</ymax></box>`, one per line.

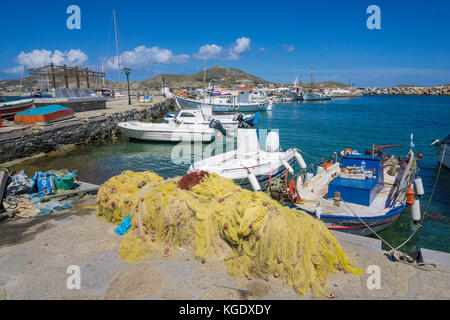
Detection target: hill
<box><xmin>136</xmin><ymin>65</ymin><xmax>271</xmax><ymax>89</ymax></box>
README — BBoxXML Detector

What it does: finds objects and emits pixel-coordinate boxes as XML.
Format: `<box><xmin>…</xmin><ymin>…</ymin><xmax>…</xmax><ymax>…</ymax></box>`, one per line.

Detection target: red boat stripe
<box><xmin>327</xmin><ymin>212</ymin><xmax>402</xmax><ymax>230</ymax></box>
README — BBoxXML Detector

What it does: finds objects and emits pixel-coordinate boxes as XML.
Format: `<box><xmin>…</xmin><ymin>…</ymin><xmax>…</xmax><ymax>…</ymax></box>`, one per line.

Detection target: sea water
<box><xmin>11</xmin><ymin>95</ymin><xmax>450</xmax><ymax>253</ymax></box>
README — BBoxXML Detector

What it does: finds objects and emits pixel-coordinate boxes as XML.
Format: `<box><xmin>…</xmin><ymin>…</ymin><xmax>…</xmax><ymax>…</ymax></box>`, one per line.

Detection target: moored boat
<box><xmin>287</xmin><ymin>146</ymin><xmax>421</xmax><ymax>236</ymax></box>
<box><xmin>175</xmin><ymin>94</ymin><xmax>272</xmax><ymax>113</ymax></box>
<box><xmin>431</xmin><ymin>134</ymin><xmax>450</xmax><ymax>169</ymax></box>
<box><xmin>14</xmin><ymin>105</ymin><xmax>75</xmax><ymax>125</ymax></box>
<box><xmin>118</xmin><ymin>107</ymin><xmax>239</xmax><ymax>143</ymax></box>
<box><xmin>188</xmin><ymin>129</ymin><xmax>307</xmax><ymax>191</ymax></box>
<box><xmin>0</xmin><ymin>99</ymin><xmax>34</xmax><ymax>117</ymax></box>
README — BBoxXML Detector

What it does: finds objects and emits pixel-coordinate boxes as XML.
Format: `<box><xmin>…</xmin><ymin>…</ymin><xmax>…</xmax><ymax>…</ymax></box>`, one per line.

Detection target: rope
<box><xmin>339</xmin><ymin>200</ymin><xmax>435</xmax><ymax>271</ymax></box>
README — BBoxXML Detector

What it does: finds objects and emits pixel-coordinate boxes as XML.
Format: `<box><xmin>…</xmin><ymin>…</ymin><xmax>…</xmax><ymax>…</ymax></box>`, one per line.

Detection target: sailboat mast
<box><xmin>311</xmin><ymin>66</ymin><xmax>314</xmax><ymax>90</ymax></box>
<box><xmin>102</xmin><ymin>63</ymin><xmax>105</xmax><ymax>88</ymax></box>
<box><xmin>113</xmin><ymin>8</ymin><xmax>121</xmax><ymax>92</ymax></box>
<box><xmin>203</xmin><ymin>59</ymin><xmax>206</xmax><ymax>100</ymax></box>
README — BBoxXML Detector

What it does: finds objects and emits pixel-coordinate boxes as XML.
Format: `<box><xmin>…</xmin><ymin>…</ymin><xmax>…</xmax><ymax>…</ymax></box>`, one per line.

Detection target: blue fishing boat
<box><xmin>277</xmin><ymin>145</ymin><xmax>423</xmax><ymax>236</ymax></box>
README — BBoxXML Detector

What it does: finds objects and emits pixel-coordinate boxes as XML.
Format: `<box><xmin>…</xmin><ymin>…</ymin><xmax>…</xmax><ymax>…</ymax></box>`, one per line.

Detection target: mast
<box><xmin>102</xmin><ymin>63</ymin><xmax>105</xmax><ymax>88</ymax></box>
<box><xmin>310</xmin><ymin>66</ymin><xmax>314</xmax><ymax>90</ymax></box>
<box><xmin>113</xmin><ymin>8</ymin><xmax>121</xmax><ymax>92</ymax></box>
<box><xmin>202</xmin><ymin>59</ymin><xmax>206</xmax><ymax>100</ymax></box>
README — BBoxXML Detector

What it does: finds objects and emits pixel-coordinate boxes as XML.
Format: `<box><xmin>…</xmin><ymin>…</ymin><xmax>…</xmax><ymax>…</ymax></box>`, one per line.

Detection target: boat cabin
<box><xmin>327</xmin><ymin>154</ymin><xmax>384</xmax><ymax>206</ymax></box>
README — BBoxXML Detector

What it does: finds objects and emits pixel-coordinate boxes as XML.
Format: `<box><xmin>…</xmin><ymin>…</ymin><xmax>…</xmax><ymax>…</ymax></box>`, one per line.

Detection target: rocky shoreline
<box><xmin>361</xmin><ymin>85</ymin><xmax>450</xmax><ymax>96</ymax></box>
<box><xmin>0</xmin><ymin>98</ymin><xmax>176</xmax><ymax>165</ymax></box>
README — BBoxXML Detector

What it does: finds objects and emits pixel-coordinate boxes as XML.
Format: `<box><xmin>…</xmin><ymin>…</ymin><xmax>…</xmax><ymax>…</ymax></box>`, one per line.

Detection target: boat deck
<box><xmin>296</xmin><ymin>184</ymin><xmax>398</xmax><ymax>217</ymax></box>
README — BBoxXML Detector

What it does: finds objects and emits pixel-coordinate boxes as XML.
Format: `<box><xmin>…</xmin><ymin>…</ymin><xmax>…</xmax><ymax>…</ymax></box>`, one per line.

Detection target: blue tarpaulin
<box><xmin>114</xmin><ymin>215</ymin><xmax>132</xmax><ymax>236</ymax></box>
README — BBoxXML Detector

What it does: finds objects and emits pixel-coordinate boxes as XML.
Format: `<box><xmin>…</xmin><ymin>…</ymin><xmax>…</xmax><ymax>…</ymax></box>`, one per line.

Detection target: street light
<box><xmin>123</xmin><ymin>67</ymin><xmax>131</xmax><ymax>105</ymax></box>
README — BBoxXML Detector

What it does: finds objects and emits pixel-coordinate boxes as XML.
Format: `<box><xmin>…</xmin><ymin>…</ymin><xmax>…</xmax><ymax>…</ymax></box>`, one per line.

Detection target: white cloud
<box><xmin>3</xmin><ymin>49</ymin><xmax>89</xmax><ymax>74</ymax></box>
<box><xmin>104</xmin><ymin>45</ymin><xmax>190</xmax><ymax>70</ymax></box>
<box><xmin>281</xmin><ymin>44</ymin><xmax>295</xmax><ymax>53</ymax></box>
<box><xmin>259</xmin><ymin>47</ymin><xmax>266</xmax><ymax>52</ymax></box>
<box><xmin>194</xmin><ymin>37</ymin><xmax>251</xmax><ymax>61</ymax></box>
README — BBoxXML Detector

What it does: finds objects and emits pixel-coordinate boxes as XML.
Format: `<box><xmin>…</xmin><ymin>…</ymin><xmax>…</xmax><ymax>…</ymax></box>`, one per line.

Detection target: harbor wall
<box><xmin>361</xmin><ymin>85</ymin><xmax>450</xmax><ymax>96</ymax></box>
<box><xmin>0</xmin><ymin>98</ymin><xmax>176</xmax><ymax>164</ymax></box>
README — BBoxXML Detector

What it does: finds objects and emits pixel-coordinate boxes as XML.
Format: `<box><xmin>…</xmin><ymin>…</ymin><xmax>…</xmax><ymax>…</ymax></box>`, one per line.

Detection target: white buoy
<box><xmin>414</xmin><ymin>177</ymin><xmax>424</xmax><ymax>197</ymax></box>
<box><xmin>410</xmin><ymin>199</ymin><xmax>421</xmax><ymax>224</ymax></box>
<box><xmin>247</xmin><ymin>171</ymin><xmax>261</xmax><ymax>191</ymax></box>
<box><xmin>294</xmin><ymin>150</ymin><xmax>307</xmax><ymax>170</ymax></box>
<box><xmin>282</xmin><ymin>160</ymin><xmax>294</xmax><ymax>174</ymax></box>
<box><xmin>315</xmin><ymin>207</ymin><xmax>322</xmax><ymax>219</ymax></box>
<box><xmin>265</xmin><ymin>131</ymin><xmax>280</xmax><ymax>152</ymax></box>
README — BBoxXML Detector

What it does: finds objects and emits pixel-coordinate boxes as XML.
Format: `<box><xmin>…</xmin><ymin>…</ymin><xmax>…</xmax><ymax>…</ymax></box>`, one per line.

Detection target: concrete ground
<box><xmin>0</xmin><ymin>196</ymin><xmax>449</xmax><ymax>300</ymax></box>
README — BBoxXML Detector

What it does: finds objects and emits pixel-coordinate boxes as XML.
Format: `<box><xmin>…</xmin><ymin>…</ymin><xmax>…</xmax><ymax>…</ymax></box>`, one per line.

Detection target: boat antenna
<box><xmin>113</xmin><ymin>8</ymin><xmax>121</xmax><ymax>93</ymax></box>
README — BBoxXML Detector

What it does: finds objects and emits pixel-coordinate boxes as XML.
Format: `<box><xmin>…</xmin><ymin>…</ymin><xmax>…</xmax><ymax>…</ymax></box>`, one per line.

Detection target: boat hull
<box><xmin>438</xmin><ymin>144</ymin><xmax>450</xmax><ymax>169</ymax></box>
<box><xmin>298</xmin><ymin>204</ymin><xmax>406</xmax><ymax>236</ymax></box>
<box><xmin>176</xmin><ymin>96</ymin><xmax>270</xmax><ymax>113</ymax></box>
<box><xmin>0</xmin><ymin>99</ymin><xmax>34</xmax><ymax>117</ymax></box>
<box><xmin>14</xmin><ymin>105</ymin><xmax>75</xmax><ymax>125</ymax></box>
<box><xmin>118</xmin><ymin>122</ymin><xmax>215</xmax><ymax>143</ymax></box>
<box><xmin>302</xmin><ymin>93</ymin><xmax>332</xmax><ymax>101</ymax></box>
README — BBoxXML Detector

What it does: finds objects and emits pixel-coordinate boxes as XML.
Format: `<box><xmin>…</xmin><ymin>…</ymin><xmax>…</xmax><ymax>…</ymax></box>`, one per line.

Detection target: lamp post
<box><xmin>123</xmin><ymin>67</ymin><xmax>131</xmax><ymax>105</ymax></box>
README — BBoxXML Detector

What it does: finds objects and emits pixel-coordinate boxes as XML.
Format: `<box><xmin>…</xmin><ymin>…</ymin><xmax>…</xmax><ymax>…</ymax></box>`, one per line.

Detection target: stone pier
<box><xmin>0</xmin><ymin>97</ymin><xmax>177</xmax><ymax>165</ymax></box>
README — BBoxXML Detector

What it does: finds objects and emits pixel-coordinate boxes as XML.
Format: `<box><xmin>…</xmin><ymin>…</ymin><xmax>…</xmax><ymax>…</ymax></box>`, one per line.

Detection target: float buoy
<box><xmin>294</xmin><ymin>150</ymin><xmax>307</xmax><ymax>170</ymax></box>
<box><xmin>315</xmin><ymin>207</ymin><xmax>322</xmax><ymax>219</ymax></box>
<box><xmin>282</xmin><ymin>160</ymin><xmax>294</xmax><ymax>174</ymax></box>
<box><xmin>247</xmin><ymin>171</ymin><xmax>261</xmax><ymax>191</ymax></box>
<box><xmin>406</xmin><ymin>187</ymin><xmax>415</xmax><ymax>205</ymax></box>
<box><xmin>344</xmin><ymin>148</ymin><xmax>352</xmax><ymax>156</ymax></box>
<box><xmin>410</xmin><ymin>199</ymin><xmax>421</xmax><ymax>224</ymax></box>
<box><xmin>414</xmin><ymin>177</ymin><xmax>424</xmax><ymax>197</ymax></box>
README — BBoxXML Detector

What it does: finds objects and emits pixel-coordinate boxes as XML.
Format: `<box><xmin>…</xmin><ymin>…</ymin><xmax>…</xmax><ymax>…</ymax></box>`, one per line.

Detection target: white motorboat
<box><xmin>302</xmin><ymin>89</ymin><xmax>332</xmax><ymax>101</ymax></box>
<box><xmin>431</xmin><ymin>134</ymin><xmax>450</xmax><ymax>169</ymax></box>
<box><xmin>175</xmin><ymin>90</ymin><xmax>272</xmax><ymax>113</ymax></box>
<box><xmin>118</xmin><ymin>106</ymin><xmax>239</xmax><ymax>143</ymax></box>
<box><xmin>188</xmin><ymin>129</ymin><xmax>307</xmax><ymax>191</ymax></box>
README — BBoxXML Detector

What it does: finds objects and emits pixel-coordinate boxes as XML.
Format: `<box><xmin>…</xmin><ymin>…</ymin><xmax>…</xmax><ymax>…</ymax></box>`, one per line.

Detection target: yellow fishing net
<box><xmin>96</xmin><ymin>171</ymin><xmax>362</xmax><ymax>297</ymax></box>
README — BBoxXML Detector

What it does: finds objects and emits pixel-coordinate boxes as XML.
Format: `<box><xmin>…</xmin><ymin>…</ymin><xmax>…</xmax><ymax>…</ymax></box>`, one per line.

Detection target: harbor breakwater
<box><xmin>0</xmin><ymin>98</ymin><xmax>176</xmax><ymax>164</ymax></box>
<box><xmin>361</xmin><ymin>85</ymin><xmax>450</xmax><ymax>96</ymax></box>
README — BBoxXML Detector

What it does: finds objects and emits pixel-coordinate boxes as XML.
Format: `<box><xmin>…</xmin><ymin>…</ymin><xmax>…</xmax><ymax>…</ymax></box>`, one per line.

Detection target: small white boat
<box><xmin>175</xmin><ymin>92</ymin><xmax>272</xmax><ymax>113</ymax></box>
<box><xmin>302</xmin><ymin>90</ymin><xmax>332</xmax><ymax>101</ymax></box>
<box><xmin>188</xmin><ymin>129</ymin><xmax>307</xmax><ymax>191</ymax></box>
<box><xmin>118</xmin><ymin>107</ymin><xmax>239</xmax><ymax>143</ymax></box>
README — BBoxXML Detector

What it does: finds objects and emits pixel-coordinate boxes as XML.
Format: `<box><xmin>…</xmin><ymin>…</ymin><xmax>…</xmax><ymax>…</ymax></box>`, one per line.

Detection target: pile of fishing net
<box><xmin>96</xmin><ymin>170</ymin><xmax>362</xmax><ymax>297</ymax></box>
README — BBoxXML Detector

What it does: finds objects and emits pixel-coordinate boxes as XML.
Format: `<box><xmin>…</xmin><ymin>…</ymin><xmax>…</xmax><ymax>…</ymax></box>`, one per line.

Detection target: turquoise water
<box><xmin>13</xmin><ymin>96</ymin><xmax>450</xmax><ymax>253</ymax></box>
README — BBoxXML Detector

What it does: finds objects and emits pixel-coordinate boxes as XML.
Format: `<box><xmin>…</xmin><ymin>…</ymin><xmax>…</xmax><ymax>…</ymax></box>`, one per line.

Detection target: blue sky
<box><xmin>1</xmin><ymin>0</ymin><xmax>449</xmax><ymax>86</ymax></box>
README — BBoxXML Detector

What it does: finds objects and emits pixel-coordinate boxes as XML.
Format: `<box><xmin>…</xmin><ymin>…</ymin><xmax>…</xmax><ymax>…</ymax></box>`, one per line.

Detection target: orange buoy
<box><xmin>406</xmin><ymin>187</ymin><xmax>415</xmax><ymax>205</ymax></box>
<box><xmin>417</xmin><ymin>152</ymin><xmax>423</xmax><ymax>160</ymax></box>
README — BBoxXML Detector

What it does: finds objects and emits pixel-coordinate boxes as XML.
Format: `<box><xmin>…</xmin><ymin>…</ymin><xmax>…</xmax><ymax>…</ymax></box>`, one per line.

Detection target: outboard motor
<box><xmin>209</xmin><ymin>119</ymin><xmax>227</xmax><ymax>137</ymax></box>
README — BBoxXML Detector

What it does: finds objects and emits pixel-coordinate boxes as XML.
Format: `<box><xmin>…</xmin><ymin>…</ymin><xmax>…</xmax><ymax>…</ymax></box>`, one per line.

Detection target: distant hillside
<box><xmin>136</xmin><ymin>65</ymin><xmax>271</xmax><ymax>89</ymax></box>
